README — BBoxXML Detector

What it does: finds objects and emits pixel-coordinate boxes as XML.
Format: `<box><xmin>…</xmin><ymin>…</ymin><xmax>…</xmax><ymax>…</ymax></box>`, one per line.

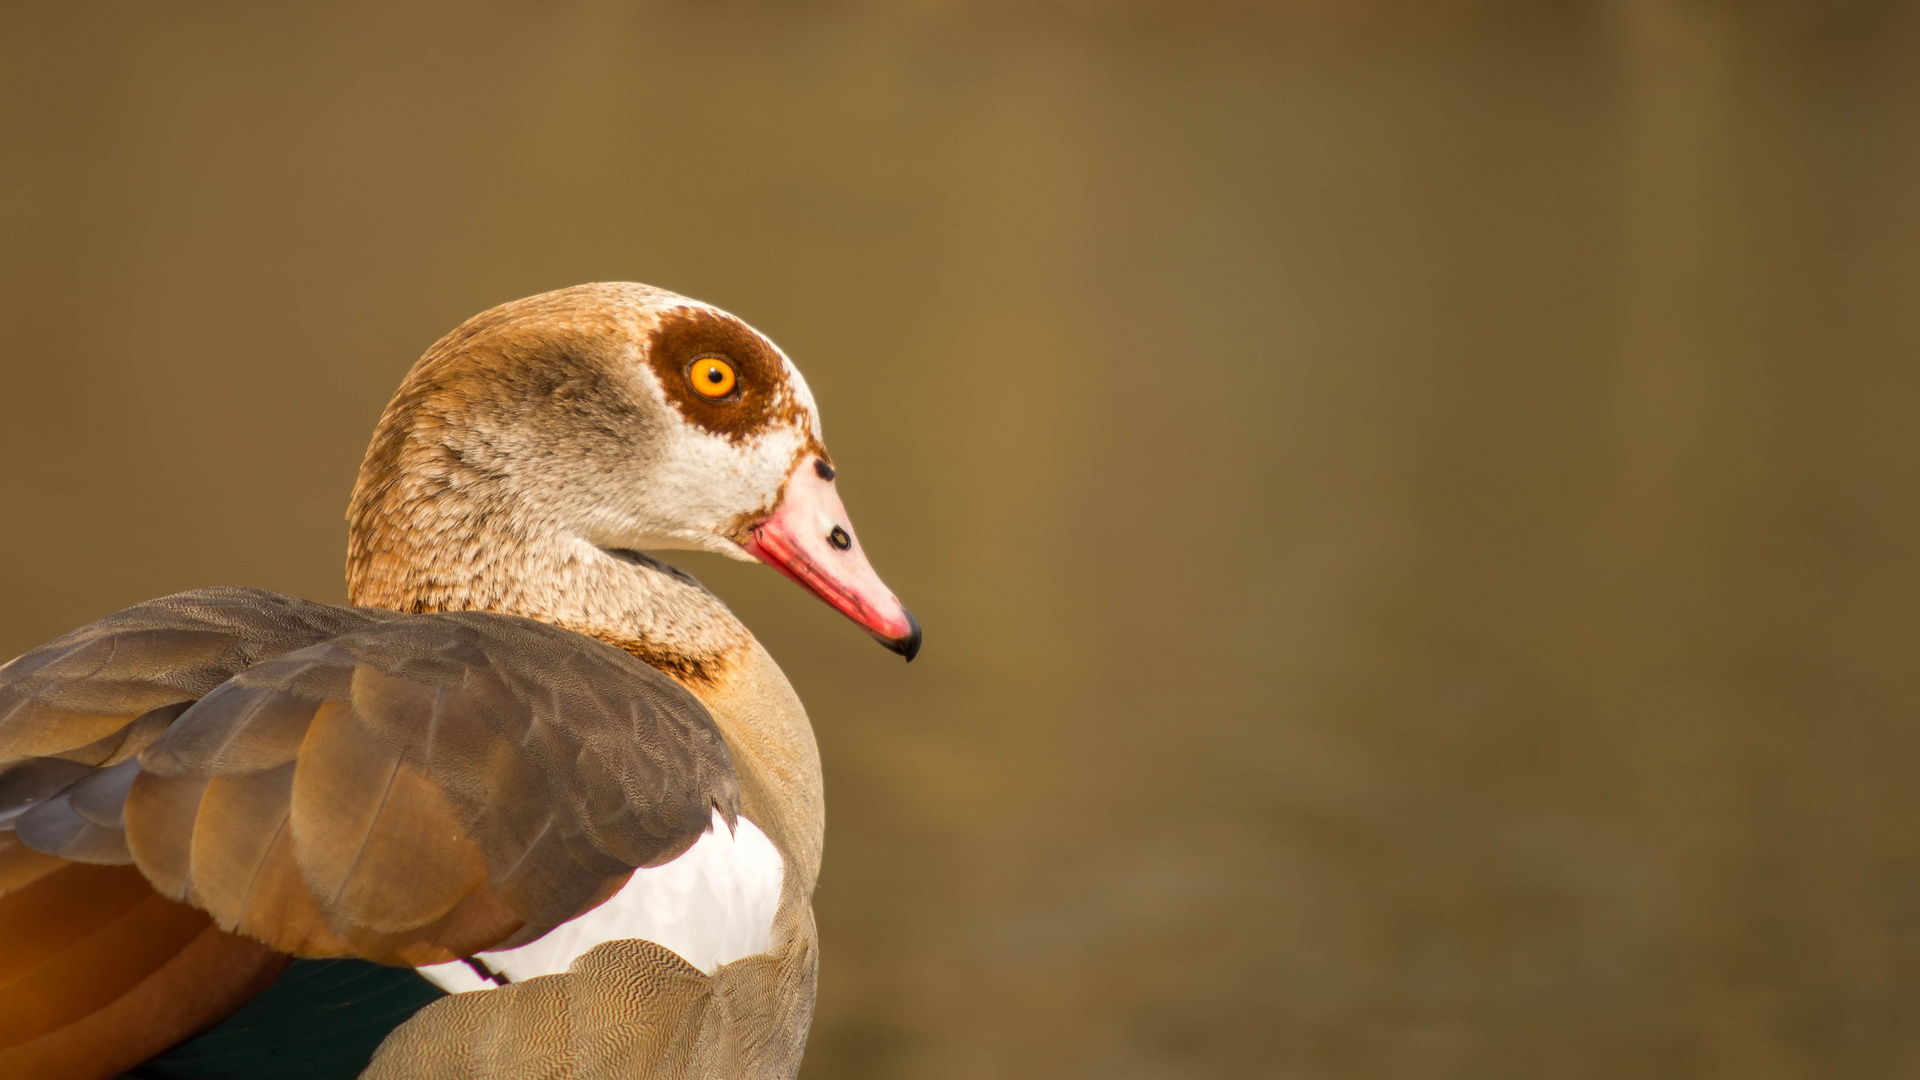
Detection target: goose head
<box><xmin>346</xmin><ymin>282</ymin><xmax>920</xmax><ymax>662</ymax></box>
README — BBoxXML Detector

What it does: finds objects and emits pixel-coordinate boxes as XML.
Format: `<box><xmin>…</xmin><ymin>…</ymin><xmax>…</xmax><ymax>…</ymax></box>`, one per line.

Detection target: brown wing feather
<box><xmin>120</xmin><ymin>607</ymin><xmax>736</xmax><ymax>965</ymax></box>
<box><xmin>0</xmin><ymin>833</ymin><xmax>66</xmax><ymax>896</ymax></box>
<box><xmin>0</xmin><ymin>586</ymin><xmax>733</xmax><ymax>1070</ymax></box>
<box><xmin>0</xmin><ymin>590</ymin><xmax>386</xmax><ymax>1073</ymax></box>
<box><xmin>0</xmin><ymin>871</ymin><xmax>209</xmax><ymax>1047</ymax></box>
<box><xmin>0</xmin><ymin>588</ymin><xmax>394</xmax><ymax>871</ymax></box>
<box><xmin>0</xmin><ymin>922</ymin><xmax>286</xmax><ymax>1080</ymax></box>
<box><xmin>118</xmin><ymin>770</ymin><xmax>208</xmax><ymax>899</ymax></box>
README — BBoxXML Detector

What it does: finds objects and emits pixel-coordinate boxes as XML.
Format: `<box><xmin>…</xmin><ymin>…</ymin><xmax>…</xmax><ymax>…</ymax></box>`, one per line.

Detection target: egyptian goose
<box><xmin>0</xmin><ymin>282</ymin><xmax>918</xmax><ymax>1079</ymax></box>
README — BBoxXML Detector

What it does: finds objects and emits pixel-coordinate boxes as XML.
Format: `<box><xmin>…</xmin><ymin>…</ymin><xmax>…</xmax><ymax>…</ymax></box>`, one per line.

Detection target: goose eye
<box><xmin>689</xmin><ymin>357</ymin><xmax>737</xmax><ymax>399</ymax></box>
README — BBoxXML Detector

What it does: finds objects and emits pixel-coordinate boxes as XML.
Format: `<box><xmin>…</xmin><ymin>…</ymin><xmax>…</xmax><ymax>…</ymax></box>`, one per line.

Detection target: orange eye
<box><xmin>688</xmin><ymin>357</ymin><xmax>737</xmax><ymax>399</ymax></box>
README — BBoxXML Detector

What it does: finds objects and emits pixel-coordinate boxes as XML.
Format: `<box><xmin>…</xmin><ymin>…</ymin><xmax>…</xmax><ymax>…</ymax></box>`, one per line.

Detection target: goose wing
<box><xmin>0</xmin><ymin>587</ymin><xmax>737</xmax><ymax>968</ymax></box>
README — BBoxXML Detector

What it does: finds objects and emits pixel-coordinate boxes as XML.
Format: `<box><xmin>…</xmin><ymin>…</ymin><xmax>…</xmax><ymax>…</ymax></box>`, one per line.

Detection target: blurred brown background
<box><xmin>5</xmin><ymin>2</ymin><xmax>1920</xmax><ymax>1077</ymax></box>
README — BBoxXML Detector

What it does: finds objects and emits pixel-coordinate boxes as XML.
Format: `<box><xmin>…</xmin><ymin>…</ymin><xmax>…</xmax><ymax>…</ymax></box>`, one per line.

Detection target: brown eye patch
<box><xmin>644</xmin><ymin>307</ymin><xmax>792</xmax><ymax>443</ymax></box>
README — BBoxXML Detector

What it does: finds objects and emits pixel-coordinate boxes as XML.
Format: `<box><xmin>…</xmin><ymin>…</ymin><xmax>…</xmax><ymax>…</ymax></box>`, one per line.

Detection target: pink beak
<box><xmin>740</xmin><ymin>457</ymin><xmax>921</xmax><ymax>660</ymax></box>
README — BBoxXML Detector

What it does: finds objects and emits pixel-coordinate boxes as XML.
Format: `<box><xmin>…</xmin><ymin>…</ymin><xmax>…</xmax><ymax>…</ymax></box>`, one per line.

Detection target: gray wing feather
<box><xmin>0</xmin><ymin>588</ymin><xmax>388</xmax><ymax>865</ymax></box>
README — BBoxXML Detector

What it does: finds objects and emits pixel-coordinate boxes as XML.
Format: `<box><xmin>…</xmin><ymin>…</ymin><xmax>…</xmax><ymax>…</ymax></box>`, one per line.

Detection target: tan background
<box><xmin>5</xmin><ymin>3</ymin><xmax>1920</xmax><ymax>1077</ymax></box>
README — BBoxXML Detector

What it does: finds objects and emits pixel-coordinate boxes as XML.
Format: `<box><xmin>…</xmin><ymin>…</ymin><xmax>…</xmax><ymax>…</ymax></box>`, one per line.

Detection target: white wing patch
<box><xmin>418</xmin><ymin>809</ymin><xmax>784</xmax><ymax>994</ymax></box>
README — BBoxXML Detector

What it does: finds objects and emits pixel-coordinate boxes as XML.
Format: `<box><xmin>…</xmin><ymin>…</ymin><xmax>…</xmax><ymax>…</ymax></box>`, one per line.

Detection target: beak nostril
<box><xmin>827</xmin><ymin>526</ymin><xmax>852</xmax><ymax>551</ymax></box>
<box><xmin>814</xmin><ymin>459</ymin><xmax>835</xmax><ymax>482</ymax></box>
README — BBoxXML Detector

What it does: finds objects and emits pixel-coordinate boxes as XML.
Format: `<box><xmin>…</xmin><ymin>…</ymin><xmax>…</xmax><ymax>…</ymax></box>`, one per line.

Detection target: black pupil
<box><xmin>705</xmin><ymin>366</ymin><xmax>724</xmax><ymax>383</ymax></box>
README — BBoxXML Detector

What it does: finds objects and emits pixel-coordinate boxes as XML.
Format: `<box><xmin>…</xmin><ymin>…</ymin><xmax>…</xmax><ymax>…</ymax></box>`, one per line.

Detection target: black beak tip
<box><xmin>881</xmin><ymin>608</ymin><xmax>922</xmax><ymax>662</ymax></box>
